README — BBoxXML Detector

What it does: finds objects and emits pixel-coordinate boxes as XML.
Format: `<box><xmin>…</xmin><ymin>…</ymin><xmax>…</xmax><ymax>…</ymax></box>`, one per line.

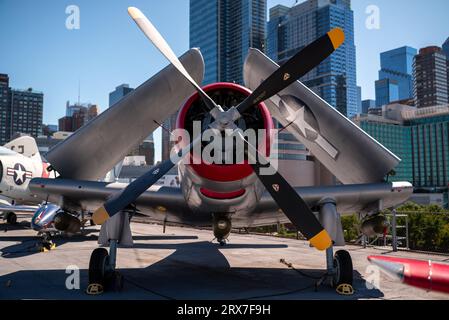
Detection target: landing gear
<box><xmin>5</xmin><ymin>212</ymin><xmax>17</xmax><ymax>225</ymax></box>
<box><xmin>316</xmin><ymin>247</ymin><xmax>354</xmax><ymax>295</ymax></box>
<box><xmin>87</xmin><ymin>240</ymin><xmax>123</xmax><ymax>295</ymax></box>
<box><xmin>87</xmin><ymin>212</ymin><xmax>132</xmax><ymax>295</ymax></box>
<box><xmin>332</xmin><ymin>250</ymin><xmax>353</xmax><ymax>289</ymax></box>
<box><xmin>213</xmin><ymin>214</ymin><xmax>232</xmax><ymax>246</ymax></box>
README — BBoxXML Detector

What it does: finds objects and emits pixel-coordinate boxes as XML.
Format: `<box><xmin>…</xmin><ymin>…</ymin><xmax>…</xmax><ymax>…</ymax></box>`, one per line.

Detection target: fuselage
<box><xmin>0</xmin><ymin>147</ymin><xmax>50</xmax><ymax>204</ymax></box>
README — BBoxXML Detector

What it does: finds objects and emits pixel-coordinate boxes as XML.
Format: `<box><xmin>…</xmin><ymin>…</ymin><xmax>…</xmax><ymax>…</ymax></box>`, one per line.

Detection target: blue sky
<box><xmin>0</xmin><ymin>0</ymin><xmax>448</xmax><ymax>161</ymax></box>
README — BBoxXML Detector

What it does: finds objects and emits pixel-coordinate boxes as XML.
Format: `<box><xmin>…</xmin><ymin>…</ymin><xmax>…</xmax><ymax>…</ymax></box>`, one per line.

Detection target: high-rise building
<box><xmin>375</xmin><ymin>78</ymin><xmax>399</xmax><ymax>107</ymax></box>
<box><xmin>109</xmin><ymin>84</ymin><xmax>134</xmax><ymax>107</ymax></box>
<box><xmin>413</xmin><ymin>46</ymin><xmax>448</xmax><ymax>108</ymax></box>
<box><xmin>0</xmin><ymin>73</ymin><xmax>44</xmax><ymax>145</ymax></box>
<box><xmin>58</xmin><ymin>102</ymin><xmax>99</xmax><ymax>132</ymax></box>
<box><xmin>375</xmin><ymin>46</ymin><xmax>417</xmax><ymax>107</ymax></box>
<box><xmin>161</xmin><ymin>113</ymin><xmax>178</xmax><ymax>162</ymax></box>
<box><xmin>189</xmin><ymin>0</ymin><xmax>267</xmax><ymax>85</ymax></box>
<box><xmin>442</xmin><ymin>37</ymin><xmax>449</xmax><ymax>98</ymax></box>
<box><xmin>267</xmin><ymin>0</ymin><xmax>358</xmax><ymax>117</ymax></box>
<box><xmin>353</xmin><ymin>104</ymin><xmax>449</xmax><ymax>192</ymax></box>
<box><xmin>357</xmin><ymin>86</ymin><xmax>362</xmax><ymax>114</ymax></box>
<box><xmin>362</xmin><ymin>99</ymin><xmax>376</xmax><ymax>114</ymax></box>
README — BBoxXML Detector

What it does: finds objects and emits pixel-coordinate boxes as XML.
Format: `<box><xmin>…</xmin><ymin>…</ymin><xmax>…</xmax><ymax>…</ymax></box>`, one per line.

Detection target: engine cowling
<box><xmin>175</xmin><ymin>83</ymin><xmax>274</xmax><ymax>214</ymax></box>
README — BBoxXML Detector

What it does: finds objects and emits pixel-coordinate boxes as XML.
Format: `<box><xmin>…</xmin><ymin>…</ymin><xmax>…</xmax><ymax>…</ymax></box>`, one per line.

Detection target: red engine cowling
<box><xmin>175</xmin><ymin>82</ymin><xmax>274</xmax><ymax>209</ymax></box>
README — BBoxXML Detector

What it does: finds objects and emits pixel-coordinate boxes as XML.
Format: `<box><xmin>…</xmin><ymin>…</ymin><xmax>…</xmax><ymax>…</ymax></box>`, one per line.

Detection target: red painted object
<box><xmin>200</xmin><ymin>188</ymin><xmax>246</xmax><ymax>200</ymax></box>
<box><xmin>368</xmin><ymin>255</ymin><xmax>449</xmax><ymax>294</ymax></box>
<box><xmin>176</xmin><ymin>82</ymin><xmax>274</xmax><ymax>183</ymax></box>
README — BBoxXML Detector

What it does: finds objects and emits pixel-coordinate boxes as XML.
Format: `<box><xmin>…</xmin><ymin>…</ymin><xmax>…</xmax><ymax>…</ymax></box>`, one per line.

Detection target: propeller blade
<box><xmin>92</xmin><ymin>137</ymin><xmax>199</xmax><ymax>225</ymax></box>
<box><xmin>128</xmin><ymin>7</ymin><xmax>220</xmax><ymax>112</ymax></box>
<box><xmin>239</xmin><ymin>132</ymin><xmax>332</xmax><ymax>251</ymax></box>
<box><xmin>237</xmin><ymin>27</ymin><xmax>344</xmax><ymax>115</ymax></box>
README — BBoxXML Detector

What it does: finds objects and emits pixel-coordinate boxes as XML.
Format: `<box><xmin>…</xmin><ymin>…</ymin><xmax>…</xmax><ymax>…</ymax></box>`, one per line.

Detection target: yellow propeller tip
<box><xmin>128</xmin><ymin>7</ymin><xmax>144</xmax><ymax>19</ymax></box>
<box><xmin>327</xmin><ymin>27</ymin><xmax>345</xmax><ymax>50</ymax></box>
<box><xmin>309</xmin><ymin>230</ymin><xmax>333</xmax><ymax>251</ymax></box>
<box><xmin>92</xmin><ymin>207</ymin><xmax>110</xmax><ymax>225</ymax></box>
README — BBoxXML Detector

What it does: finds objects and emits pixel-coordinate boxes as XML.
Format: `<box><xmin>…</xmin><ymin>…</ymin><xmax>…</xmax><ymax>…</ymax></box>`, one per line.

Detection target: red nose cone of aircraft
<box><xmin>176</xmin><ymin>82</ymin><xmax>274</xmax><ymax>183</ymax></box>
<box><xmin>368</xmin><ymin>255</ymin><xmax>449</xmax><ymax>294</ymax></box>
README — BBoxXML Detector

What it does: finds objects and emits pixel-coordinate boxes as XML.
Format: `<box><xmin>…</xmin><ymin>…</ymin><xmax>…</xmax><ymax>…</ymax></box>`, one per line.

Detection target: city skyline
<box><xmin>1</xmin><ymin>0</ymin><xmax>448</xmax><ymax>161</ymax></box>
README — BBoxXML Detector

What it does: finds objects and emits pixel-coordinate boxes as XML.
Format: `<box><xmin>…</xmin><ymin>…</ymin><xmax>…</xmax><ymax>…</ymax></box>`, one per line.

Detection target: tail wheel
<box><xmin>332</xmin><ymin>250</ymin><xmax>353</xmax><ymax>288</ymax></box>
<box><xmin>88</xmin><ymin>248</ymin><xmax>110</xmax><ymax>289</ymax></box>
<box><xmin>6</xmin><ymin>212</ymin><xmax>17</xmax><ymax>225</ymax></box>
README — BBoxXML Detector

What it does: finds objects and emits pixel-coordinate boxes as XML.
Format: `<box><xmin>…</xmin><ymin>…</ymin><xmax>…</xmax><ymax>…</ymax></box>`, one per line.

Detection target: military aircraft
<box><xmin>0</xmin><ymin>136</ymin><xmax>94</xmax><ymax>242</ymax></box>
<box><xmin>0</xmin><ymin>136</ymin><xmax>52</xmax><ymax>224</ymax></box>
<box><xmin>27</xmin><ymin>7</ymin><xmax>413</xmax><ymax>294</ymax></box>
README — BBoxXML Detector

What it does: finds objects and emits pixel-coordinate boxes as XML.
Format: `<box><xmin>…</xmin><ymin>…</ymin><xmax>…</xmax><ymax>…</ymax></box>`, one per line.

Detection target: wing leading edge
<box><xmin>46</xmin><ymin>49</ymin><xmax>205</xmax><ymax>181</ymax></box>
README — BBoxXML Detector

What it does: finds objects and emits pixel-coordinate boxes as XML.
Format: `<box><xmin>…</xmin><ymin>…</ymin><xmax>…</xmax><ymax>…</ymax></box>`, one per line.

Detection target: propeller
<box><xmin>239</xmin><ymin>132</ymin><xmax>332</xmax><ymax>250</ymax></box>
<box><xmin>235</xmin><ymin>27</ymin><xmax>344</xmax><ymax>115</ymax></box>
<box><xmin>93</xmin><ymin>7</ymin><xmax>344</xmax><ymax>251</ymax></box>
<box><xmin>128</xmin><ymin>7</ymin><xmax>222</xmax><ymax>113</ymax></box>
<box><xmin>93</xmin><ymin>137</ymin><xmax>200</xmax><ymax>225</ymax></box>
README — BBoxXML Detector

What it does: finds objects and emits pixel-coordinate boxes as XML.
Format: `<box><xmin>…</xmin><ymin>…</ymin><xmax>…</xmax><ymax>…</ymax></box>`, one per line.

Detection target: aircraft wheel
<box><xmin>6</xmin><ymin>212</ymin><xmax>17</xmax><ymax>225</ymax></box>
<box><xmin>88</xmin><ymin>248</ymin><xmax>110</xmax><ymax>291</ymax></box>
<box><xmin>332</xmin><ymin>250</ymin><xmax>353</xmax><ymax>288</ymax></box>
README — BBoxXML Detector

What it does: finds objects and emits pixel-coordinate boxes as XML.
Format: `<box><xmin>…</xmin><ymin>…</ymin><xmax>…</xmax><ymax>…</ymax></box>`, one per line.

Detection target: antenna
<box><xmin>78</xmin><ymin>79</ymin><xmax>81</xmax><ymax>105</ymax></box>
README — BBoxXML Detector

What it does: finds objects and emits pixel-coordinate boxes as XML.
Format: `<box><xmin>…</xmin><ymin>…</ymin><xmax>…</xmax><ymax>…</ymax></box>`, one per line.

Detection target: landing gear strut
<box><xmin>316</xmin><ymin>247</ymin><xmax>353</xmax><ymax>294</ymax></box>
<box><xmin>5</xmin><ymin>212</ymin><xmax>17</xmax><ymax>225</ymax></box>
<box><xmin>87</xmin><ymin>240</ymin><xmax>123</xmax><ymax>295</ymax></box>
<box><xmin>315</xmin><ymin>199</ymin><xmax>354</xmax><ymax>294</ymax></box>
<box><xmin>87</xmin><ymin>212</ymin><xmax>132</xmax><ymax>295</ymax></box>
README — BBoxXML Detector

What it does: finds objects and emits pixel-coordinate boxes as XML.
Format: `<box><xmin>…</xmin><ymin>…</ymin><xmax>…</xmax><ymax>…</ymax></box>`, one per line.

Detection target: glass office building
<box><xmin>109</xmin><ymin>84</ymin><xmax>134</xmax><ymax>107</ymax></box>
<box><xmin>356</xmin><ymin>106</ymin><xmax>449</xmax><ymax>189</ymax></box>
<box><xmin>190</xmin><ymin>0</ymin><xmax>267</xmax><ymax>85</ymax></box>
<box><xmin>267</xmin><ymin>0</ymin><xmax>358</xmax><ymax>117</ymax></box>
<box><xmin>375</xmin><ymin>79</ymin><xmax>399</xmax><ymax>107</ymax></box>
<box><xmin>375</xmin><ymin>46</ymin><xmax>417</xmax><ymax>106</ymax></box>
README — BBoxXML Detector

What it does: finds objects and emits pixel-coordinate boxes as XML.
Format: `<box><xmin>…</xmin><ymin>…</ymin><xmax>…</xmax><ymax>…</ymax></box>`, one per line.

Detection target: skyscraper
<box><xmin>442</xmin><ymin>37</ymin><xmax>449</xmax><ymax>98</ymax></box>
<box><xmin>189</xmin><ymin>0</ymin><xmax>267</xmax><ymax>85</ymax></box>
<box><xmin>361</xmin><ymin>99</ymin><xmax>376</xmax><ymax>114</ymax></box>
<box><xmin>375</xmin><ymin>46</ymin><xmax>417</xmax><ymax>107</ymax></box>
<box><xmin>267</xmin><ymin>0</ymin><xmax>358</xmax><ymax>118</ymax></box>
<box><xmin>413</xmin><ymin>46</ymin><xmax>449</xmax><ymax>108</ymax></box>
<box><xmin>161</xmin><ymin>113</ymin><xmax>178</xmax><ymax>162</ymax></box>
<box><xmin>109</xmin><ymin>84</ymin><xmax>134</xmax><ymax>107</ymax></box>
<box><xmin>0</xmin><ymin>73</ymin><xmax>43</xmax><ymax>145</ymax></box>
<box><xmin>375</xmin><ymin>78</ymin><xmax>399</xmax><ymax>107</ymax></box>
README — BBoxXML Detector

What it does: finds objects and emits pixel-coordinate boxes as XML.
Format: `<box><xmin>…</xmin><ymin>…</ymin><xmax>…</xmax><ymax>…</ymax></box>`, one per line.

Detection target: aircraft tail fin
<box><xmin>4</xmin><ymin>136</ymin><xmax>41</xmax><ymax>160</ymax></box>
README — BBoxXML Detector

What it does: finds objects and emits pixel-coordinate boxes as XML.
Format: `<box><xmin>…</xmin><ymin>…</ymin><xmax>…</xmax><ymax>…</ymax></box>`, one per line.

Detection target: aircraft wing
<box><xmin>243</xmin><ymin>48</ymin><xmax>401</xmax><ymax>184</ymax></box>
<box><xmin>0</xmin><ymin>204</ymin><xmax>39</xmax><ymax>213</ymax></box>
<box><xmin>45</xmin><ymin>49</ymin><xmax>205</xmax><ymax>181</ymax></box>
<box><xmin>29</xmin><ymin>178</ymin><xmax>412</xmax><ymax>227</ymax></box>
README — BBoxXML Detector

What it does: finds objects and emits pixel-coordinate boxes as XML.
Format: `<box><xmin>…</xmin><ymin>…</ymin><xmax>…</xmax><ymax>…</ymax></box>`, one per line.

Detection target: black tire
<box><xmin>89</xmin><ymin>248</ymin><xmax>110</xmax><ymax>287</ymax></box>
<box><xmin>332</xmin><ymin>250</ymin><xmax>353</xmax><ymax>288</ymax></box>
<box><xmin>6</xmin><ymin>212</ymin><xmax>17</xmax><ymax>225</ymax></box>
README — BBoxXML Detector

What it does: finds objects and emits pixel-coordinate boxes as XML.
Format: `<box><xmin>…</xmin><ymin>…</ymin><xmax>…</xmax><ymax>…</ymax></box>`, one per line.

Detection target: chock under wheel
<box><xmin>86</xmin><ymin>283</ymin><xmax>104</xmax><ymax>295</ymax></box>
<box><xmin>336</xmin><ymin>283</ymin><xmax>354</xmax><ymax>296</ymax></box>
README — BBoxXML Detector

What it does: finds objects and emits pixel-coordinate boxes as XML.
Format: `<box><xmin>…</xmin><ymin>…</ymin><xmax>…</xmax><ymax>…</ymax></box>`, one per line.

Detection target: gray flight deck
<box><xmin>1</xmin><ymin>216</ymin><xmax>448</xmax><ymax>300</ymax></box>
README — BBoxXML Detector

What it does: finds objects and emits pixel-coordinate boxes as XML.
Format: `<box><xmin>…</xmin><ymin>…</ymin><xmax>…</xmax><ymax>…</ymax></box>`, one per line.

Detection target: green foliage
<box><xmin>251</xmin><ymin>202</ymin><xmax>449</xmax><ymax>253</ymax></box>
<box><xmin>341</xmin><ymin>215</ymin><xmax>359</xmax><ymax>242</ymax></box>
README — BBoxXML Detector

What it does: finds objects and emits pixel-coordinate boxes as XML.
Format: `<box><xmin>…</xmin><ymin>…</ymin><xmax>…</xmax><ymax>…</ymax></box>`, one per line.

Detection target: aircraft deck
<box><xmin>1</xmin><ymin>216</ymin><xmax>448</xmax><ymax>300</ymax></box>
